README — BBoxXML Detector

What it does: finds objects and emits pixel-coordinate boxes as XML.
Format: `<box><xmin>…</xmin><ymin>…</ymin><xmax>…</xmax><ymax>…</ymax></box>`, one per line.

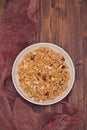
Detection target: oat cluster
<box><xmin>17</xmin><ymin>47</ymin><xmax>70</xmax><ymax>102</ymax></box>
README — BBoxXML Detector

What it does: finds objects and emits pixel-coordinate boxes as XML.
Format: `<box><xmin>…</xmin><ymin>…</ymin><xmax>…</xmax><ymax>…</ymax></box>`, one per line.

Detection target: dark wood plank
<box><xmin>83</xmin><ymin>37</ymin><xmax>87</xmax><ymax>130</ymax></box>
<box><xmin>83</xmin><ymin>1</ymin><xmax>87</xmax><ymax>129</ymax></box>
<box><xmin>39</xmin><ymin>0</ymin><xmax>52</xmax><ymax>43</ymax></box>
<box><xmin>0</xmin><ymin>0</ymin><xmax>5</xmax><ymax>21</ymax></box>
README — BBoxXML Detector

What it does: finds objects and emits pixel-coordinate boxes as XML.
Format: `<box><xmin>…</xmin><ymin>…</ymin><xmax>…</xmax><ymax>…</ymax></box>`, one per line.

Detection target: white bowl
<box><xmin>12</xmin><ymin>43</ymin><xmax>75</xmax><ymax>105</ymax></box>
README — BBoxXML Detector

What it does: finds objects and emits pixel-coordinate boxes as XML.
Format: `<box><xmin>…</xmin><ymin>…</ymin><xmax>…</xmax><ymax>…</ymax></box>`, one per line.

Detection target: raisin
<box><xmin>61</xmin><ymin>56</ymin><xmax>65</xmax><ymax>61</ymax></box>
<box><xmin>37</xmin><ymin>72</ymin><xmax>41</xmax><ymax>76</ymax></box>
<box><xmin>45</xmin><ymin>92</ymin><xmax>49</xmax><ymax>96</ymax></box>
<box><xmin>30</xmin><ymin>55</ymin><xmax>35</xmax><ymax>60</ymax></box>
<box><xmin>62</xmin><ymin>65</ymin><xmax>65</xmax><ymax>69</ymax></box>
<box><xmin>49</xmin><ymin>64</ymin><xmax>53</xmax><ymax>66</ymax></box>
<box><xmin>42</xmin><ymin>76</ymin><xmax>46</xmax><ymax>81</ymax></box>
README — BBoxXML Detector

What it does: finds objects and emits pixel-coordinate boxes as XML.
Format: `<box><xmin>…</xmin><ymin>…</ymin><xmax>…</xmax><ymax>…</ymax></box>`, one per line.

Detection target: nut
<box><xmin>51</xmin><ymin>77</ymin><xmax>55</xmax><ymax>81</ymax></box>
<box><xmin>33</xmin><ymin>81</ymin><xmax>39</xmax><ymax>84</ymax></box>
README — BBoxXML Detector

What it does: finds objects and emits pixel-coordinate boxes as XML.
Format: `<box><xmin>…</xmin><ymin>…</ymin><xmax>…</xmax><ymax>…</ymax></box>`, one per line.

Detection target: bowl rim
<box><xmin>12</xmin><ymin>42</ymin><xmax>75</xmax><ymax>105</ymax></box>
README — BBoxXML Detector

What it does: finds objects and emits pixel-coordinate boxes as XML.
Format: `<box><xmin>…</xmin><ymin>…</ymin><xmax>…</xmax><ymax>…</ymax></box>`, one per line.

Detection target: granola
<box><xmin>17</xmin><ymin>47</ymin><xmax>70</xmax><ymax>102</ymax></box>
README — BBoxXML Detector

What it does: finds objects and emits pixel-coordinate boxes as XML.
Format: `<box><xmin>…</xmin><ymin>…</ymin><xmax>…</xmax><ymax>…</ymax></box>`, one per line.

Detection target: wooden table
<box><xmin>0</xmin><ymin>0</ymin><xmax>87</xmax><ymax>130</ymax></box>
<box><xmin>37</xmin><ymin>0</ymin><xmax>87</xmax><ymax>130</ymax></box>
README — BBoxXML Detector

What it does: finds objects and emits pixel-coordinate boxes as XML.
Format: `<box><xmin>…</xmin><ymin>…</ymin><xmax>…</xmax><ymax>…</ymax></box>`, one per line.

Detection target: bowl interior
<box><xmin>12</xmin><ymin>43</ymin><xmax>75</xmax><ymax>105</ymax></box>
